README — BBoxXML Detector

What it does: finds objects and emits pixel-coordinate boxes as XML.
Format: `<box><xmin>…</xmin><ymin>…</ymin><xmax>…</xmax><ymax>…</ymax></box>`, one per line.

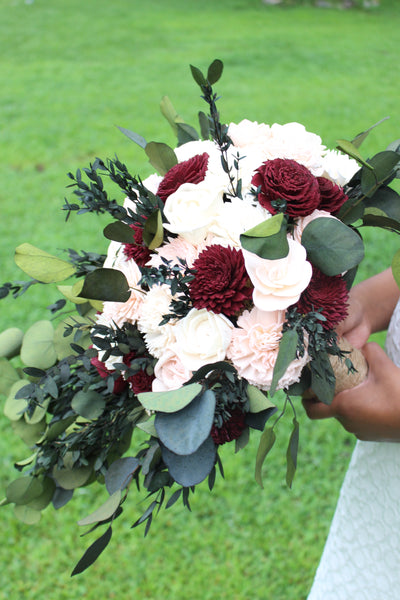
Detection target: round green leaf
<box><xmin>4</xmin><ymin>380</ymin><xmax>29</xmax><ymax>420</ymax></box>
<box><xmin>11</xmin><ymin>416</ymin><xmax>47</xmax><ymax>446</ymax></box>
<box><xmin>155</xmin><ymin>390</ymin><xmax>216</xmax><ymax>455</ymax></box>
<box><xmin>161</xmin><ymin>436</ymin><xmax>216</xmax><ymax>487</ymax></box>
<box><xmin>20</xmin><ymin>320</ymin><xmax>57</xmax><ymax>369</ymax></box>
<box><xmin>15</xmin><ymin>243</ymin><xmax>75</xmax><ymax>283</ymax></box>
<box><xmin>0</xmin><ymin>327</ymin><xmax>24</xmax><ymax>359</ymax></box>
<box><xmin>14</xmin><ymin>504</ymin><xmax>42</xmax><ymax>525</ymax></box>
<box><xmin>77</xmin><ymin>490</ymin><xmax>122</xmax><ymax>526</ymax></box>
<box><xmin>145</xmin><ymin>141</ymin><xmax>177</xmax><ymax>176</ymax></box>
<box><xmin>302</xmin><ymin>217</ymin><xmax>364</xmax><ymax>276</ymax></box>
<box><xmin>0</xmin><ymin>359</ymin><xmax>22</xmax><ymax>397</ymax></box>
<box><xmin>6</xmin><ymin>476</ymin><xmax>43</xmax><ymax>505</ymax></box>
<box><xmin>105</xmin><ymin>457</ymin><xmax>140</xmax><ymax>495</ymax></box>
<box><xmin>52</xmin><ymin>464</ymin><xmax>93</xmax><ymax>490</ymax></box>
<box><xmin>137</xmin><ymin>383</ymin><xmax>202</xmax><ymax>413</ymax></box>
<box><xmin>27</xmin><ymin>477</ymin><xmax>56</xmax><ymax>510</ymax></box>
<box><xmin>71</xmin><ymin>390</ymin><xmax>106</xmax><ymax>420</ymax></box>
<box><xmin>240</xmin><ymin>214</ymin><xmax>289</xmax><ymax>260</ymax></box>
<box><xmin>247</xmin><ymin>384</ymin><xmax>276</xmax><ymax>413</ymax></box>
<box><xmin>79</xmin><ymin>268</ymin><xmax>131</xmax><ymax>303</ymax></box>
<box><xmin>24</xmin><ymin>399</ymin><xmax>49</xmax><ymax>425</ymax></box>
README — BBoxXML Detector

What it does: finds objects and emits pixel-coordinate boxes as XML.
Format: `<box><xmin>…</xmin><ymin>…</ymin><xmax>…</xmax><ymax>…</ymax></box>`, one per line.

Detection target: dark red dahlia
<box><xmin>127</xmin><ymin>370</ymin><xmax>155</xmax><ymax>395</ymax></box>
<box><xmin>211</xmin><ymin>408</ymin><xmax>247</xmax><ymax>445</ymax></box>
<box><xmin>123</xmin><ymin>224</ymin><xmax>152</xmax><ymax>266</ymax></box>
<box><xmin>252</xmin><ymin>158</ymin><xmax>320</xmax><ymax>217</ymax></box>
<box><xmin>295</xmin><ymin>267</ymin><xmax>349</xmax><ymax>329</ymax></box>
<box><xmin>90</xmin><ymin>355</ymin><xmax>127</xmax><ymax>394</ymax></box>
<box><xmin>189</xmin><ymin>245</ymin><xmax>253</xmax><ymax>316</ymax></box>
<box><xmin>317</xmin><ymin>177</ymin><xmax>348</xmax><ymax>215</ymax></box>
<box><xmin>156</xmin><ymin>152</ymin><xmax>209</xmax><ymax>203</ymax></box>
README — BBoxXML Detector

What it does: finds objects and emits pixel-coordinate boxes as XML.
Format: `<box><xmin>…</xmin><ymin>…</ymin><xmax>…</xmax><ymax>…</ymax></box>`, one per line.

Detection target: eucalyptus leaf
<box><xmin>247</xmin><ymin>384</ymin><xmax>275</xmax><ymax>413</ymax></box>
<box><xmin>79</xmin><ymin>268</ymin><xmax>131</xmax><ymax>303</ymax></box>
<box><xmin>15</xmin><ymin>243</ymin><xmax>75</xmax><ymax>283</ymax></box>
<box><xmin>155</xmin><ymin>389</ymin><xmax>216</xmax><ymax>455</ymax></box>
<box><xmin>71</xmin><ymin>390</ymin><xmax>105</xmax><ymax>420</ymax></box>
<box><xmin>137</xmin><ymin>382</ymin><xmax>202</xmax><ymax>413</ymax></box>
<box><xmin>302</xmin><ymin>217</ymin><xmax>364</xmax><ymax>276</ymax></box>
<box><xmin>6</xmin><ymin>476</ymin><xmax>43</xmax><ymax>505</ymax></box>
<box><xmin>52</xmin><ymin>463</ymin><xmax>93</xmax><ymax>490</ymax></box>
<box><xmin>104</xmin><ymin>457</ymin><xmax>140</xmax><ymax>495</ymax></box>
<box><xmin>78</xmin><ymin>490</ymin><xmax>122</xmax><ymax>526</ymax></box>
<box><xmin>71</xmin><ymin>526</ymin><xmax>113</xmax><ymax>576</ymax></box>
<box><xmin>27</xmin><ymin>476</ymin><xmax>56</xmax><ymax>510</ymax></box>
<box><xmin>14</xmin><ymin>504</ymin><xmax>42</xmax><ymax>525</ymax></box>
<box><xmin>246</xmin><ymin>406</ymin><xmax>277</xmax><ymax>431</ymax></box>
<box><xmin>351</xmin><ymin>117</ymin><xmax>390</xmax><ymax>149</ymax></box>
<box><xmin>198</xmin><ymin>111</ymin><xmax>210</xmax><ymax>140</ymax></box>
<box><xmin>0</xmin><ymin>328</ymin><xmax>24</xmax><ymax>359</ymax></box>
<box><xmin>24</xmin><ymin>398</ymin><xmax>49</xmax><ymax>425</ymax></box>
<box><xmin>136</xmin><ymin>417</ymin><xmax>157</xmax><ymax>437</ymax></box>
<box><xmin>116</xmin><ymin>126</ymin><xmax>147</xmax><ymax>149</ymax></box>
<box><xmin>361</xmin><ymin>151</ymin><xmax>400</xmax><ymax>197</ymax></box>
<box><xmin>145</xmin><ymin>141</ymin><xmax>177</xmax><ymax>176</ymax></box>
<box><xmin>20</xmin><ymin>320</ymin><xmax>57</xmax><ymax>369</ymax></box>
<box><xmin>286</xmin><ymin>418</ymin><xmax>299</xmax><ymax>489</ymax></box>
<box><xmin>11</xmin><ymin>416</ymin><xmax>47</xmax><ymax>446</ymax></box>
<box><xmin>103</xmin><ymin>221</ymin><xmax>135</xmax><ymax>243</ymax></box>
<box><xmin>161</xmin><ymin>436</ymin><xmax>216</xmax><ymax>487</ymax></box>
<box><xmin>160</xmin><ymin>95</ymin><xmax>183</xmax><ymax>135</ymax></box>
<box><xmin>255</xmin><ymin>427</ymin><xmax>276</xmax><ymax>489</ymax></box>
<box><xmin>235</xmin><ymin>426</ymin><xmax>250</xmax><ymax>453</ymax></box>
<box><xmin>57</xmin><ymin>283</ymin><xmax>89</xmax><ymax>305</ymax></box>
<box><xmin>0</xmin><ymin>360</ymin><xmax>21</xmax><ymax>397</ymax></box>
<box><xmin>52</xmin><ymin>487</ymin><xmax>74</xmax><ymax>510</ymax></box>
<box><xmin>240</xmin><ymin>213</ymin><xmax>289</xmax><ymax>260</ymax></box>
<box><xmin>142</xmin><ymin>209</ymin><xmax>164</xmax><ymax>250</ymax></box>
<box><xmin>269</xmin><ymin>328</ymin><xmax>299</xmax><ymax>397</ymax></box>
<box><xmin>335</xmin><ymin>139</ymin><xmax>373</xmax><ymax>170</ymax></box>
<box><xmin>176</xmin><ymin>122</ymin><xmax>199</xmax><ymax>145</ymax></box>
<box><xmin>4</xmin><ymin>380</ymin><xmax>29</xmax><ymax>420</ymax></box>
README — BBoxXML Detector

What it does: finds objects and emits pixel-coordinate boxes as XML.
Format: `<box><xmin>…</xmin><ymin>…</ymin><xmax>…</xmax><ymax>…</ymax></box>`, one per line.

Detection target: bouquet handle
<box><xmin>330</xmin><ymin>337</ymin><xmax>368</xmax><ymax>394</ymax></box>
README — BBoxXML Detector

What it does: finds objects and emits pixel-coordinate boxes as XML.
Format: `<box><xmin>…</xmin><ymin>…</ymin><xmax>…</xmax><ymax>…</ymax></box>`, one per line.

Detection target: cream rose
<box><xmin>174</xmin><ymin>308</ymin><xmax>234</xmax><ymax>371</ymax></box>
<box><xmin>242</xmin><ymin>238</ymin><xmax>312</xmax><ymax>311</ymax></box>
<box><xmin>227</xmin><ymin>308</ymin><xmax>309</xmax><ymax>391</ymax></box>
<box><xmin>293</xmin><ymin>209</ymin><xmax>336</xmax><ymax>244</ymax></box>
<box><xmin>152</xmin><ymin>349</ymin><xmax>192</xmax><ymax>392</ymax></box>
<box><xmin>321</xmin><ymin>149</ymin><xmax>360</xmax><ymax>187</ymax></box>
<box><xmin>163</xmin><ymin>179</ymin><xmax>224</xmax><ymax>244</ymax></box>
<box><xmin>228</xmin><ymin>119</ymin><xmax>272</xmax><ymax>148</ymax></box>
<box><xmin>208</xmin><ymin>196</ymin><xmax>271</xmax><ymax>247</ymax></box>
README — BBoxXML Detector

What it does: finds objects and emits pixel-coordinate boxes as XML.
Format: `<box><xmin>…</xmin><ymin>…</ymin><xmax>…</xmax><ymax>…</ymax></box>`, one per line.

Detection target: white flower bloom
<box><xmin>208</xmin><ymin>196</ymin><xmax>271</xmax><ymax>247</ymax></box>
<box><xmin>163</xmin><ymin>179</ymin><xmax>224</xmax><ymax>244</ymax></box>
<box><xmin>144</xmin><ymin>324</ymin><xmax>177</xmax><ymax>359</ymax></box>
<box><xmin>100</xmin><ymin>257</ymin><xmax>144</xmax><ymax>328</ymax></box>
<box><xmin>137</xmin><ymin>283</ymin><xmax>174</xmax><ymax>334</ymax></box>
<box><xmin>228</xmin><ymin>119</ymin><xmax>272</xmax><ymax>148</ymax></box>
<box><xmin>321</xmin><ymin>150</ymin><xmax>360</xmax><ymax>186</ymax></box>
<box><xmin>243</xmin><ymin>239</ymin><xmax>312</xmax><ymax>311</ymax></box>
<box><xmin>174</xmin><ymin>308</ymin><xmax>234</xmax><ymax>371</ymax></box>
<box><xmin>147</xmin><ymin>235</ymin><xmax>205</xmax><ymax>269</ymax></box>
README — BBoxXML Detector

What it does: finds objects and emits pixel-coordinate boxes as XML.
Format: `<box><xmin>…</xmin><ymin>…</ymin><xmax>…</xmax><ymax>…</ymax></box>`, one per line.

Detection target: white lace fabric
<box><xmin>307</xmin><ymin>300</ymin><xmax>400</xmax><ymax>599</ymax></box>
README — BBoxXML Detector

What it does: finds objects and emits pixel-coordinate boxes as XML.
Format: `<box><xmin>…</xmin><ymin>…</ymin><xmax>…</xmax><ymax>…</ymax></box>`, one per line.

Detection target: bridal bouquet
<box><xmin>1</xmin><ymin>59</ymin><xmax>399</xmax><ymax>575</ymax></box>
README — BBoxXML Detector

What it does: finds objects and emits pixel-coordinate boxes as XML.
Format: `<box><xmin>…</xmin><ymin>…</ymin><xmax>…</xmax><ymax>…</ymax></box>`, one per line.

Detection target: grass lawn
<box><xmin>0</xmin><ymin>0</ymin><xmax>399</xmax><ymax>598</ymax></box>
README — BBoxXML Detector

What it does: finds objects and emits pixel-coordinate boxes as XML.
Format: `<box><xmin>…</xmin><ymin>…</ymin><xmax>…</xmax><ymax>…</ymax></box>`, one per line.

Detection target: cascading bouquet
<box><xmin>1</xmin><ymin>59</ymin><xmax>400</xmax><ymax>575</ymax></box>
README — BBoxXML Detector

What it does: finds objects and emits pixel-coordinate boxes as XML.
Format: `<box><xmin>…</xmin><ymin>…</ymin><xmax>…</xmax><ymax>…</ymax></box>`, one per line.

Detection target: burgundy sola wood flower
<box><xmin>252</xmin><ymin>158</ymin><xmax>320</xmax><ymax>217</ymax></box>
<box><xmin>295</xmin><ymin>267</ymin><xmax>349</xmax><ymax>329</ymax></box>
<box><xmin>156</xmin><ymin>152</ymin><xmax>209</xmax><ymax>203</ymax></box>
<box><xmin>211</xmin><ymin>407</ymin><xmax>247</xmax><ymax>445</ymax></box>
<box><xmin>317</xmin><ymin>176</ymin><xmax>348</xmax><ymax>214</ymax></box>
<box><xmin>123</xmin><ymin>224</ymin><xmax>152</xmax><ymax>266</ymax></box>
<box><xmin>189</xmin><ymin>244</ymin><xmax>253</xmax><ymax>316</ymax></box>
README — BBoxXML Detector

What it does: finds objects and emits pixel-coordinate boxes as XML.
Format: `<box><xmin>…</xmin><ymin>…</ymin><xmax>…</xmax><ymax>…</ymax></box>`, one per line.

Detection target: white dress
<box><xmin>307</xmin><ymin>301</ymin><xmax>400</xmax><ymax>600</ymax></box>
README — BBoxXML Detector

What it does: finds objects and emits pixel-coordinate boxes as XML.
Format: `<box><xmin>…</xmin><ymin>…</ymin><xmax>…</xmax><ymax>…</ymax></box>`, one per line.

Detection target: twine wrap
<box><xmin>330</xmin><ymin>337</ymin><xmax>368</xmax><ymax>394</ymax></box>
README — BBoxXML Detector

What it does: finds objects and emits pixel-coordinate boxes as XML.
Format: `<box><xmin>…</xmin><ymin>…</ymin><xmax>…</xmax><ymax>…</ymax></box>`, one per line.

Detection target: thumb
<box><xmin>361</xmin><ymin>341</ymin><xmax>387</xmax><ymax>368</ymax></box>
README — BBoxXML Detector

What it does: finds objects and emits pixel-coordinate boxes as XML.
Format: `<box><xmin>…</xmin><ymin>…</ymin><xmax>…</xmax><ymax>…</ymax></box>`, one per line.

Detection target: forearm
<box><xmin>351</xmin><ymin>268</ymin><xmax>400</xmax><ymax>334</ymax></box>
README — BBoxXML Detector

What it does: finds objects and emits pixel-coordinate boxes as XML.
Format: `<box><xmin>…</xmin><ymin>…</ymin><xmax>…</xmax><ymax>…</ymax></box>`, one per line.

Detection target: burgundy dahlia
<box><xmin>295</xmin><ymin>267</ymin><xmax>349</xmax><ymax>329</ymax></box>
<box><xmin>157</xmin><ymin>152</ymin><xmax>209</xmax><ymax>203</ymax></box>
<box><xmin>123</xmin><ymin>224</ymin><xmax>152</xmax><ymax>266</ymax></box>
<box><xmin>189</xmin><ymin>245</ymin><xmax>253</xmax><ymax>316</ymax></box>
<box><xmin>90</xmin><ymin>355</ymin><xmax>127</xmax><ymax>394</ymax></box>
<box><xmin>211</xmin><ymin>408</ymin><xmax>247</xmax><ymax>445</ymax></box>
<box><xmin>252</xmin><ymin>158</ymin><xmax>321</xmax><ymax>217</ymax></box>
<box><xmin>317</xmin><ymin>176</ymin><xmax>348</xmax><ymax>215</ymax></box>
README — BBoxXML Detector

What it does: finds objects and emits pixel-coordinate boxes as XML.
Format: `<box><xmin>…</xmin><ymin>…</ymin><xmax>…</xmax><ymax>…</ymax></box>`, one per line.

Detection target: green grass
<box><xmin>0</xmin><ymin>0</ymin><xmax>399</xmax><ymax>598</ymax></box>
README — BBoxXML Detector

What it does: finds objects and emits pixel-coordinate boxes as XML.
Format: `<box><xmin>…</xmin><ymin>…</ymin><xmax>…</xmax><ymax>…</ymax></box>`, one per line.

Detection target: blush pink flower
<box><xmin>227</xmin><ymin>308</ymin><xmax>309</xmax><ymax>391</ymax></box>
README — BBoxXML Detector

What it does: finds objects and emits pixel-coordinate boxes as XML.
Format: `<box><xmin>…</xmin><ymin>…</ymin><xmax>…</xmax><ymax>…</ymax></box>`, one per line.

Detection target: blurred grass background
<box><xmin>0</xmin><ymin>0</ymin><xmax>399</xmax><ymax>598</ymax></box>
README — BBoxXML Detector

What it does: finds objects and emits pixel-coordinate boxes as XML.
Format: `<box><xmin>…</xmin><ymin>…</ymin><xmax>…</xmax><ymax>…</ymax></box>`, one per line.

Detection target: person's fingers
<box><xmin>302</xmin><ymin>397</ymin><xmax>337</xmax><ymax>420</ymax></box>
